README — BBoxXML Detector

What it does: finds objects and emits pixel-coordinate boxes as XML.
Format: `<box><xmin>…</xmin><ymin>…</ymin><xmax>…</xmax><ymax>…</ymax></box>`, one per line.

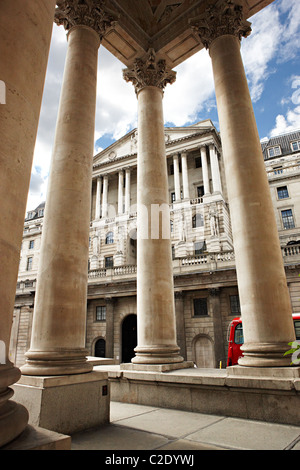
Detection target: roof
<box><xmin>261</xmin><ymin>130</ymin><xmax>300</xmax><ymax>160</ymax></box>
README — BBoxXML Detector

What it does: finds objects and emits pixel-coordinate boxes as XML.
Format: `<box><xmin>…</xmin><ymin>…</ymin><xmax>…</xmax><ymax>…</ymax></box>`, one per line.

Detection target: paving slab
<box><xmin>185</xmin><ymin>417</ymin><xmax>300</xmax><ymax>450</ymax></box>
<box><xmin>114</xmin><ymin>407</ymin><xmax>225</xmax><ymax>439</ymax></box>
<box><xmin>110</xmin><ymin>402</ymin><xmax>158</xmax><ymax>422</ymax></box>
<box><xmin>71</xmin><ymin>424</ymin><xmax>170</xmax><ymax>450</ymax></box>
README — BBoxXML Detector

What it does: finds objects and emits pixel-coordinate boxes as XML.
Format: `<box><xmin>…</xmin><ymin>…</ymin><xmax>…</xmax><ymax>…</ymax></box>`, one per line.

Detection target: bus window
<box><xmin>294</xmin><ymin>321</ymin><xmax>300</xmax><ymax>341</ymax></box>
<box><xmin>234</xmin><ymin>323</ymin><xmax>244</xmax><ymax>345</ymax></box>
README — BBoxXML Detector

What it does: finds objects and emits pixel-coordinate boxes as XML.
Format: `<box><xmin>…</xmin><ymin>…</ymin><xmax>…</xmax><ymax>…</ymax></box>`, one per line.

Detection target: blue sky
<box><xmin>27</xmin><ymin>0</ymin><xmax>300</xmax><ymax>211</ymax></box>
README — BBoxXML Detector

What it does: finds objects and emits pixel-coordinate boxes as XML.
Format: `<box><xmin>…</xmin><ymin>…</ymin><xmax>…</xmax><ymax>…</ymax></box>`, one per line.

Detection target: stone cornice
<box><xmin>123</xmin><ymin>49</ymin><xmax>176</xmax><ymax>94</ymax></box>
<box><xmin>54</xmin><ymin>0</ymin><xmax>117</xmax><ymax>38</ymax></box>
<box><xmin>189</xmin><ymin>0</ymin><xmax>251</xmax><ymax>49</ymax></box>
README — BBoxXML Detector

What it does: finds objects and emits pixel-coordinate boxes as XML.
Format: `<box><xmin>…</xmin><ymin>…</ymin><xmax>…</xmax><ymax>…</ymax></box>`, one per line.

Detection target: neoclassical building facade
<box><xmin>1</xmin><ymin>0</ymin><xmax>299</xmax><ymax>448</ymax></box>
<box><xmin>12</xmin><ymin>126</ymin><xmax>300</xmax><ymax>369</ymax></box>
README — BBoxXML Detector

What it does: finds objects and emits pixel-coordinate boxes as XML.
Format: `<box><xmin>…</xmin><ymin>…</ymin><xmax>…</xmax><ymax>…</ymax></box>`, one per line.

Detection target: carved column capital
<box><xmin>190</xmin><ymin>0</ymin><xmax>251</xmax><ymax>49</ymax></box>
<box><xmin>55</xmin><ymin>0</ymin><xmax>116</xmax><ymax>39</ymax></box>
<box><xmin>123</xmin><ymin>49</ymin><xmax>176</xmax><ymax>95</ymax></box>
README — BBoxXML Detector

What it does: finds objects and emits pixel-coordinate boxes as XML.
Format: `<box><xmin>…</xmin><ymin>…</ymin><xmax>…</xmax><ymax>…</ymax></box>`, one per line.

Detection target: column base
<box><xmin>12</xmin><ymin>371</ymin><xmax>109</xmax><ymax>435</ymax></box>
<box><xmin>21</xmin><ymin>349</ymin><xmax>93</xmax><ymax>376</ymax></box>
<box><xmin>0</xmin><ymin>364</ymin><xmax>29</xmax><ymax>447</ymax></box>
<box><xmin>120</xmin><ymin>361</ymin><xmax>194</xmax><ymax>372</ymax></box>
<box><xmin>238</xmin><ymin>342</ymin><xmax>294</xmax><ymax>367</ymax></box>
<box><xmin>131</xmin><ymin>345</ymin><xmax>184</xmax><ymax>365</ymax></box>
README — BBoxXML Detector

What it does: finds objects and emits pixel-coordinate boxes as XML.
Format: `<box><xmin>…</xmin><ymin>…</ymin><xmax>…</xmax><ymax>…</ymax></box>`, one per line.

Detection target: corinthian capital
<box><xmin>190</xmin><ymin>0</ymin><xmax>251</xmax><ymax>49</ymax></box>
<box><xmin>55</xmin><ymin>0</ymin><xmax>116</xmax><ymax>38</ymax></box>
<box><xmin>123</xmin><ymin>49</ymin><xmax>176</xmax><ymax>94</ymax></box>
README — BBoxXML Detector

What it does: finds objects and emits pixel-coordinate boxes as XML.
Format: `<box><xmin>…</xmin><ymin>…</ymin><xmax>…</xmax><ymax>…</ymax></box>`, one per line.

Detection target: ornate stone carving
<box><xmin>123</xmin><ymin>49</ymin><xmax>176</xmax><ymax>94</ymax></box>
<box><xmin>55</xmin><ymin>0</ymin><xmax>116</xmax><ymax>38</ymax></box>
<box><xmin>190</xmin><ymin>0</ymin><xmax>251</xmax><ymax>49</ymax></box>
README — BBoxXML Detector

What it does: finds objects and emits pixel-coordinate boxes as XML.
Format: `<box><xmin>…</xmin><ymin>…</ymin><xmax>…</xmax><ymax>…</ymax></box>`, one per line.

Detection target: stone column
<box><xmin>102</xmin><ymin>174</ymin><xmax>109</xmax><ymax>219</ymax></box>
<box><xmin>123</xmin><ymin>49</ymin><xmax>184</xmax><ymax>365</ymax></box>
<box><xmin>209</xmin><ymin>144</ymin><xmax>222</xmax><ymax>193</ymax></box>
<box><xmin>95</xmin><ymin>176</ymin><xmax>102</xmax><ymax>219</ymax></box>
<box><xmin>200</xmin><ymin>146</ymin><xmax>210</xmax><ymax>195</ymax></box>
<box><xmin>181</xmin><ymin>152</ymin><xmax>190</xmax><ymax>200</ymax></box>
<box><xmin>191</xmin><ymin>0</ymin><xmax>295</xmax><ymax>366</ymax></box>
<box><xmin>21</xmin><ymin>1</ymin><xmax>115</xmax><ymax>376</ymax></box>
<box><xmin>118</xmin><ymin>170</ymin><xmax>124</xmax><ymax>215</ymax></box>
<box><xmin>173</xmin><ymin>154</ymin><xmax>181</xmax><ymax>201</ymax></box>
<box><xmin>209</xmin><ymin>288</ymin><xmax>226</xmax><ymax>367</ymax></box>
<box><xmin>125</xmin><ymin>168</ymin><xmax>131</xmax><ymax>213</ymax></box>
<box><xmin>0</xmin><ymin>0</ymin><xmax>56</xmax><ymax>446</ymax></box>
<box><xmin>174</xmin><ymin>292</ymin><xmax>187</xmax><ymax>360</ymax></box>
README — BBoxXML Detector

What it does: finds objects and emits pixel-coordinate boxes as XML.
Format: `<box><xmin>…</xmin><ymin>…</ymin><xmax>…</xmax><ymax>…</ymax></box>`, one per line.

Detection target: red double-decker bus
<box><xmin>227</xmin><ymin>313</ymin><xmax>300</xmax><ymax>367</ymax></box>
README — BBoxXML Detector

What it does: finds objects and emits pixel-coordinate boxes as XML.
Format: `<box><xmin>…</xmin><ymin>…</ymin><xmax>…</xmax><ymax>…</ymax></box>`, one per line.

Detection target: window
<box><xmin>194</xmin><ymin>241</ymin><xmax>206</xmax><ymax>255</ymax></box>
<box><xmin>29</xmin><ymin>240</ymin><xmax>34</xmax><ymax>249</ymax></box>
<box><xmin>281</xmin><ymin>209</ymin><xmax>295</xmax><ymax>230</ymax></box>
<box><xmin>171</xmin><ymin>192</ymin><xmax>175</xmax><ymax>203</ymax></box>
<box><xmin>171</xmin><ymin>245</ymin><xmax>175</xmax><ymax>260</ymax></box>
<box><xmin>230</xmin><ymin>295</ymin><xmax>241</xmax><ymax>314</ymax></box>
<box><xmin>195</xmin><ymin>156</ymin><xmax>202</xmax><ymax>168</ymax></box>
<box><xmin>96</xmin><ymin>306</ymin><xmax>106</xmax><ymax>321</ymax></box>
<box><xmin>291</xmin><ymin>141</ymin><xmax>300</xmax><ymax>152</ymax></box>
<box><xmin>193</xmin><ymin>298</ymin><xmax>208</xmax><ymax>316</ymax></box>
<box><xmin>192</xmin><ymin>213</ymin><xmax>204</xmax><ymax>228</ymax></box>
<box><xmin>197</xmin><ymin>186</ymin><xmax>204</xmax><ymax>198</ymax></box>
<box><xmin>273</xmin><ymin>165</ymin><xmax>283</xmax><ymax>175</ymax></box>
<box><xmin>169</xmin><ymin>163</ymin><xmax>174</xmax><ymax>175</ymax></box>
<box><xmin>38</xmin><ymin>209</ymin><xmax>44</xmax><ymax>217</ymax></box>
<box><xmin>105</xmin><ymin>231</ymin><xmax>114</xmax><ymax>244</ymax></box>
<box><xmin>268</xmin><ymin>146</ymin><xmax>281</xmax><ymax>158</ymax></box>
<box><xmin>105</xmin><ymin>256</ymin><xmax>114</xmax><ymax>268</ymax></box>
<box><xmin>26</xmin><ymin>257</ymin><xmax>33</xmax><ymax>271</ymax></box>
<box><xmin>277</xmin><ymin>186</ymin><xmax>289</xmax><ymax>199</ymax></box>
<box><xmin>234</xmin><ymin>323</ymin><xmax>244</xmax><ymax>345</ymax></box>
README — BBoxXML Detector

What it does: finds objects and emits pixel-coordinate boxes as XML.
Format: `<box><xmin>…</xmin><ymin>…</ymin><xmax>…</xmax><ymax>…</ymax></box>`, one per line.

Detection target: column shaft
<box><xmin>209</xmin><ymin>144</ymin><xmax>222</xmax><ymax>193</ymax></box>
<box><xmin>125</xmin><ymin>168</ymin><xmax>131</xmax><ymax>213</ymax></box>
<box><xmin>0</xmin><ymin>0</ymin><xmax>56</xmax><ymax>445</ymax></box>
<box><xmin>173</xmin><ymin>154</ymin><xmax>181</xmax><ymax>201</ymax></box>
<box><xmin>200</xmin><ymin>146</ymin><xmax>210</xmax><ymax>195</ymax></box>
<box><xmin>118</xmin><ymin>171</ymin><xmax>124</xmax><ymax>215</ymax></box>
<box><xmin>95</xmin><ymin>176</ymin><xmax>102</xmax><ymax>219</ymax></box>
<box><xmin>210</xmin><ymin>34</ymin><xmax>295</xmax><ymax>366</ymax></box>
<box><xmin>22</xmin><ymin>25</ymin><xmax>100</xmax><ymax>375</ymax></box>
<box><xmin>181</xmin><ymin>152</ymin><xmax>190</xmax><ymax>200</ymax></box>
<box><xmin>134</xmin><ymin>86</ymin><xmax>183</xmax><ymax>364</ymax></box>
<box><xmin>102</xmin><ymin>175</ymin><xmax>108</xmax><ymax>218</ymax></box>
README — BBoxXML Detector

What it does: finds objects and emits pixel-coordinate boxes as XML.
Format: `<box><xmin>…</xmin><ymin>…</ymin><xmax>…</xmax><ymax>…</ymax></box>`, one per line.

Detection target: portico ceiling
<box><xmin>101</xmin><ymin>0</ymin><xmax>274</xmax><ymax>68</ymax></box>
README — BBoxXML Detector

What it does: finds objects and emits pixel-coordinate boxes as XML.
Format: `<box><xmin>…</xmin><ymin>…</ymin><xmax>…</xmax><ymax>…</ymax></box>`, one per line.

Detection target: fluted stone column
<box><xmin>123</xmin><ymin>50</ymin><xmax>184</xmax><ymax>365</ymax></box>
<box><xmin>0</xmin><ymin>0</ymin><xmax>56</xmax><ymax>446</ymax></box>
<box><xmin>209</xmin><ymin>144</ymin><xmax>222</xmax><ymax>193</ymax></box>
<box><xmin>181</xmin><ymin>152</ymin><xmax>190</xmax><ymax>200</ymax></box>
<box><xmin>95</xmin><ymin>176</ymin><xmax>102</xmax><ymax>219</ymax></box>
<box><xmin>22</xmin><ymin>1</ymin><xmax>115</xmax><ymax>376</ymax></box>
<box><xmin>118</xmin><ymin>170</ymin><xmax>124</xmax><ymax>215</ymax></box>
<box><xmin>173</xmin><ymin>154</ymin><xmax>181</xmax><ymax>201</ymax></box>
<box><xmin>102</xmin><ymin>174</ymin><xmax>109</xmax><ymax>219</ymax></box>
<box><xmin>125</xmin><ymin>168</ymin><xmax>131</xmax><ymax>213</ymax></box>
<box><xmin>191</xmin><ymin>0</ymin><xmax>296</xmax><ymax>367</ymax></box>
<box><xmin>200</xmin><ymin>146</ymin><xmax>210</xmax><ymax>195</ymax></box>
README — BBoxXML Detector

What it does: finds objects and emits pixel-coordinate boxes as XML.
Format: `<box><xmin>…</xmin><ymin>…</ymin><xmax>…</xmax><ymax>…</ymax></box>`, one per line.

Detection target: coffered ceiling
<box><xmin>102</xmin><ymin>0</ymin><xmax>275</xmax><ymax>68</ymax></box>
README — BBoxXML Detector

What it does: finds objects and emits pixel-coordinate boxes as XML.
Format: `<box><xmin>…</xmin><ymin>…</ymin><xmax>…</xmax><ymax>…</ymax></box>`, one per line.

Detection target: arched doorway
<box><xmin>193</xmin><ymin>335</ymin><xmax>215</xmax><ymax>368</ymax></box>
<box><xmin>121</xmin><ymin>314</ymin><xmax>137</xmax><ymax>363</ymax></box>
<box><xmin>94</xmin><ymin>338</ymin><xmax>106</xmax><ymax>358</ymax></box>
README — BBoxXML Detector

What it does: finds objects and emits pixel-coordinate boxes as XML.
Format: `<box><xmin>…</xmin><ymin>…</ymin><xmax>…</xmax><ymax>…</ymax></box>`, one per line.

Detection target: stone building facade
<box><xmin>11</xmin><ymin>125</ymin><xmax>300</xmax><ymax>368</ymax></box>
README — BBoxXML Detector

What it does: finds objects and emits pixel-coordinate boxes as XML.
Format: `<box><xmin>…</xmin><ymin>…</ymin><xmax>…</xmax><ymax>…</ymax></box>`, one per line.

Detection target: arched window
<box><xmin>105</xmin><ymin>231</ymin><xmax>114</xmax><ymax>244</ymax></box>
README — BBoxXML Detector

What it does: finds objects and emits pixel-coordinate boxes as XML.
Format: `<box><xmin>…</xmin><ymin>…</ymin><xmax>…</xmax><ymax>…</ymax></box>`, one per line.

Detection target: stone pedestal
<box><xmin>12</xmin><ymin>371</ymin><xmax>109</xmax><ymax>435</ymax></box>
<box><xmin>2</xmin><ymin>426</ymin><xmax>71</xmax><ymax>450</ymax></box>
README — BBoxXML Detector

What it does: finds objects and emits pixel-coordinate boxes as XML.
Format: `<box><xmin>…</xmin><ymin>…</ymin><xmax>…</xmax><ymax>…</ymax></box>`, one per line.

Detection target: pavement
<box><xmin>70</xmin><ymin>401</ymin><xmax>300</xmax><ymax>451</ymax></box>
